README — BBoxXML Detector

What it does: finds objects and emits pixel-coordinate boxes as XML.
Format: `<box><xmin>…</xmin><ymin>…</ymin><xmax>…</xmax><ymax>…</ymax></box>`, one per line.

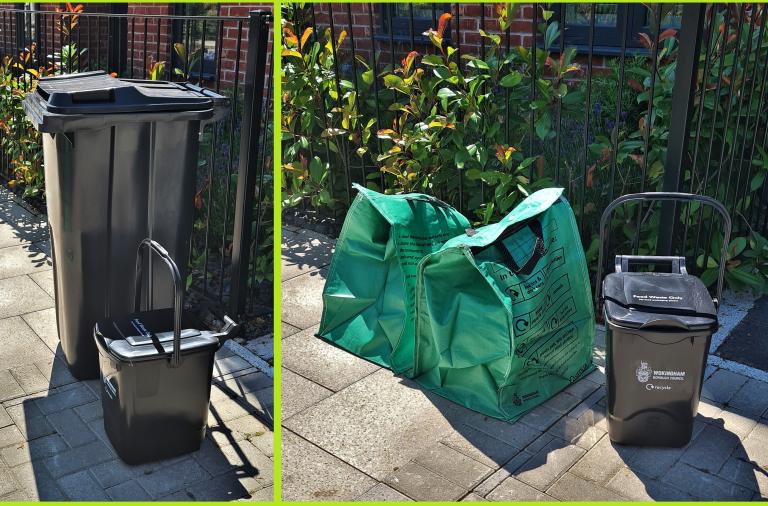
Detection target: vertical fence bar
<box><xmin>579</xmin><ymin>5</ymin><xmax>595</xmax><ymax>236</ymax></box>
<box><xmin>229</xmin><ymin>11</ymin><xmax>271</xmax><ymax>316</ymax></box>
<box><xmin>657</xmin><ymin>4</ymin><xmax>705</xmax><ymax>256</ymax></box>
<box><xmin>368</xmin><ymin>3</ymin><xmax>384</xmax><ymax>189</ymax></box>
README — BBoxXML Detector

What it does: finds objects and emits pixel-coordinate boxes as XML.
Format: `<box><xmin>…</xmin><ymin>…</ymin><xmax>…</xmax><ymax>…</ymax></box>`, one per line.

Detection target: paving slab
<box><xmin>134</xmin><ymin>458</ymin><xmax>210</xmax><ymax>498</ymax></box>
<box><xmin>57</xmin><ymin>469</ymin><xmax>110</xmax><ymax>501</ymax></box>
<box><xmin>281</xmin><ymin>369</ymin><xmax>334</xmax><ymax>420</ymax></box>
<box><xmin>742</xmin><ymin>423</ymin><xmax>768</xmax><ymax>468</ymax></box>
<box><xmin>105</xmin><ymin>480</ymin><xmax>152</xmax><ymax>501</ymax></box>
<box><xmin>486</xmin><ymin>476</ymin><xmax>553</xmax><ymax>501</ymax></box>
<box><xmin>5</xmin><ymin>402</ymin><xmax>55</xmax><ymax>441</ymax></box>
<box><xmin>282</xmin><ymin>430</ymin><xmax>376</xmax><ymax>501</ymax></box>
<box><xmin>546</xmin><ymin>472</ymin><xmax>626</xmax><ymax>501</ymax></box>
<box><xmin>281</xmin><ymin>269</ymin><xmax>327</xmax><ymax>329</ymax></box>
<box><xmin>0</xmin><ymin>405</ymin><xmax>11</xmax><ymax>428</ymax></box>
<box><xmin>0</xmin><ymin>244</ymin><xmax>51</xmax><ymax>280</ymax></box>
<box><xmin>9</xmin><ymin>364</ymin><xmax>50</xmax><ymax>395</ymax></box>
<box><xmin>0</xmin><ymin>370</ymin><xmax>24</xmax><ymax>402</ymax></box>
<box><xmin>281</xmin><ymin>229</ymin><xmax>334</xmax><ymax>281</ymax></box>
<box><xmin>440</xmin><ymin>425</ymin><xmax>520</xmax><ymax>469</ymax></box>
<box><xmin>413</xmin><ymin>443</ymin><xmax>493</xmax><ymax>490</ymax></box>
<box><xmin>728</xmin><ymin>379</ymin><xmax>768</xmax><ymax>417</ymax></box>
<box><xmin>626</xmin><ymin>445</ymin><xmax>685</xmax><ymax>480</ymax></box>
<box><xmin>285</xmin><ymin>369</ymin><xmax>462</xmax><ymax>481</ymax></box>
<box><xmin>22</xmin><ymin>308</ymin><xmax>60</xmax><ymax>355</ymax></box>
<box><xmin>662</xmin><ymin>462</ymin><xmax>754</xmax><ymax>500</ymax></box>
<box><xmin>0</xmin><ymin>275</ymin><xmax>54</xmax><ymax>319</ymax></box>
<box><xmin>356</xmin><ymin>483</ymin><xmax>413</xmax><ymax>501</ymax></box>
<box><xmin>0</xmin><ymin>316</ymin><xmax>55</xmax><ymax>369</ymax></box>
<box><xmin>43</xmin><ymin>439</ymin><xmax>114</xmax><ymax>478</ymax></box>
<box><xmin>0</xmin><ymin>202</ymin><xmax>47</xmax><ymax>249</ymax></box>
<box><xmin>0</xmin><ymin>433</ymin><xmax>68</xmax><ymax>467</ymax></box>
<box><xmin>513</xmin><ymin>437</ymin><xmax>585</xmax><ymax>491</ymax></box>
<box><xmin>9</xmin><ymin>460</ymin><xmax>66</xmax><ymax>500</ymax></box>
<box><xmin>702</xmin><ymin>368</ymin><xmax>750</xmax><ymax>404</ymax></box>
<box><xmin>718</xmin><ymin>456</ymin><xmax>768</xmax><ymax>496</ymax></box>
<box><xmin>606</xmin><ymin>466</ymin><xmax>693</xmax><ymax>501</ymax></box>
<box><xmin>384</xmin><ymin>461</ymin><xmax>467</xmax><ymax>502</ymax></box>
<box><xmin>570</xmin><ymin>433</ymin><xmax>636</xmax><ymax>484</ymax></box>
<box><xmin>282</xmin><ymin>326</ymin><xmax>379</xmax><ymax>392</ymax></box>
<box><xmin>680</xmin><ymin>423</ymin><xmax>741</xmax><ymax>474</ymax></box>
<box><xmin>28</xmin><ymin>269</ymin><xmax>55</xmax><ymax>299</ymax></box>
<box><xmin>281</xmin><ymin>322</ymin><xmax>301</xmax><ymax>339</ymax></box>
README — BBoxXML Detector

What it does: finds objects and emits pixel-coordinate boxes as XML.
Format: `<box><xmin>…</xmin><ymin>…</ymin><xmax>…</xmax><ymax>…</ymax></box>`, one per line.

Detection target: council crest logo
<box><xmin>636</xmin><ymin>361</ymin><xmax>651</xmax><ymax>383</ymax></box>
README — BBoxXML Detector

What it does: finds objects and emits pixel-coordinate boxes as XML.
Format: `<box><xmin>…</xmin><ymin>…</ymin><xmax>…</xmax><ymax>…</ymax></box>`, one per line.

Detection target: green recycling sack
<box><xmin>318</xmin><ymin>184</ymin><xmax>470</xmax><ymax>374</ymax></box>
<box><xmin>413</xmin><ymin>188</ymin><xmax>595</xmax><ymax>420</ymax></box>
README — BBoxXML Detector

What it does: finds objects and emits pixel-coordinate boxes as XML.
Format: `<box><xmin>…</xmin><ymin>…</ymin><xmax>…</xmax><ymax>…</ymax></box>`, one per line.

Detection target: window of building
<box><xmin>379</xmin><ymin>4</ymin><xmax>451</xmax><ymax>43</ymax></box>
<box><xmin>551</xmin><ymin>4</ymin><xmax>683</xmax><ymax>55</ymax></box>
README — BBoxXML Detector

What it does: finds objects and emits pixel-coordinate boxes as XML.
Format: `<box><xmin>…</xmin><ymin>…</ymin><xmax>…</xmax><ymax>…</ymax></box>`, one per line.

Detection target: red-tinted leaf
<box><xmin>437</xmin><ymin>13</ymin><xmax>452</xmax><ymax>38</ymax></box>
<box><xmin>658</xmin><ymin>28</ymin><xmax>677</xmax><ymax>42</ymax></box>
<box><xmin>637</xmin><ymin>32</ymin><xmax>653</xmax><ymax>49</ymax></box>
<box><xmin>628</xmin><ymin>79</ymin><xmax>643</xmax><ymax>92</ymax></box>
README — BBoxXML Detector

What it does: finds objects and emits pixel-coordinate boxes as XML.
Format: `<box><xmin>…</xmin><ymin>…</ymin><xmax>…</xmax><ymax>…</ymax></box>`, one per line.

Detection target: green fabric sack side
<box><xmin>318</xmin><ymin>183</ymin><xmax>471</xmax><ymax>375</ymax></box>
<box><xmin>413</xmin><ymin>187</ymin><xmax>595</xmax><ymax>420</ymax></box>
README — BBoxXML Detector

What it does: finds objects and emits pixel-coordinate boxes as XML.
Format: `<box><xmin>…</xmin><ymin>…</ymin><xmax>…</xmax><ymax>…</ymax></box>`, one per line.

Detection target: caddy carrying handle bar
<box><xmin>133</xmin><ymin>238</ymin><xmax>184</xmax><ymax>368</ymax></box>
<box><xmin>594</xmin><ymin>192</ymin><xmax>731</xmax><ymax>310</ymax></box>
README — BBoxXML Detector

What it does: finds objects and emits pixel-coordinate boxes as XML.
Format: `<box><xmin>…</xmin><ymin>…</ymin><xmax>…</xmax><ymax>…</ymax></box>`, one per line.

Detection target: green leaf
<box><xmin>421</xmin><ymin>54</ymin><xmax>443</xmax><ymax>66</ymax></box>
<box><xmin>499</xmin><ymin>71</ymin><xmax>522</xmax><ymax>88</ymax></box>
<box><xmin>535</xmin><ymin>112</ymin><xmax>551</xmax><ymax>141</ymax></box>
<box><xmin>437</xmin><ymin>87</ymin><xmax>457</xmax><ymax>99</ymax></box>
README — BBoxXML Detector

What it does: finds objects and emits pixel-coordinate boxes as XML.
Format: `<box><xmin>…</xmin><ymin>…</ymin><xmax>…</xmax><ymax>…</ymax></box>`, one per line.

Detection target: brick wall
<box><xmin>301</xmin><ymin>4</ymin><xmax>608</xmax><ymax>74</ymax></box>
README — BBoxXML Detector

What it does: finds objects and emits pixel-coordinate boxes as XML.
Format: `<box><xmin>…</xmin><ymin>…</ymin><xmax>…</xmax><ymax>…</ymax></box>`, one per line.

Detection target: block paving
<box><xmin>0</xmin><ymin>192</ymin><xmax>273</xmax><ymax>501</ymax></box>
<box><xmin>281</xmin><ymin>226</ymin><xmax>768</xmax><ymax>502</ymax></box>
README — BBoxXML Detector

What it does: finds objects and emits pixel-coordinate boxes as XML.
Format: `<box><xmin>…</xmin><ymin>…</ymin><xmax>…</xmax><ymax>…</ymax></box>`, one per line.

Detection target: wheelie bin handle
<box><xmin>595</xmin><ymin>192</ymin><xmax>732</xmax><ymax>312</ymax></box>
<box><xmin>133</xmin><ymin>238</ymin><xmax>184</xmax><ymax>368</ymax></box>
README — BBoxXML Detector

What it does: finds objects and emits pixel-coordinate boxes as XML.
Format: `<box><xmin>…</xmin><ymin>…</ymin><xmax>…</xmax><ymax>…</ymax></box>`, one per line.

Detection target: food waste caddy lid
<box><xmin>23</xmin><ymin>70</ymin><xmax>229</xmax><ymax>132</ymax></box>
<box><xmin>603</xmin><ymin>272</ymin><xmax>718</xmax><ymax>331</ymax></box>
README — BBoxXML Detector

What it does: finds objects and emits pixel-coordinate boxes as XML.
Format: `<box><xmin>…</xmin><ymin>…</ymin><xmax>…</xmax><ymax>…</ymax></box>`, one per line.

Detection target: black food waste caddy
<box><xmin>596</xmin><ymin>193</ymin><xmax>731</xmax><ymax>447</ymax></box>
<box><xmin>94</xmin><ymin>239</ymin><xmax>237</xmax><ymax>464</ymax></box>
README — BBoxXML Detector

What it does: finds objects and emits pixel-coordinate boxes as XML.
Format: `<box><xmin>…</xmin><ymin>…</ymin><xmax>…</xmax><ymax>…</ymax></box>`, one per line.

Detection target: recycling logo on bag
<box><xmin>636</xmin><ymin>361</ymin><xmax>651</xmax><ymax>383</ymax></box>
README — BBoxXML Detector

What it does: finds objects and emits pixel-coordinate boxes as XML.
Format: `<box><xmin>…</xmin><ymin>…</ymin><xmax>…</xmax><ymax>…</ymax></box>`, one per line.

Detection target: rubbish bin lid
<box><xmin>603</xmin><ymin>272</ymin><xmax>717</xmax><ymax>331</ymax></box>
<box><xmin>33</xmin><ymin>71</ymin><xmax>216</xmax><ymax>115</ymax></box>
<box><xmin>94</xmin><ymin>308</ymin><xmax>221</xmax><ymax>363</ymax></box>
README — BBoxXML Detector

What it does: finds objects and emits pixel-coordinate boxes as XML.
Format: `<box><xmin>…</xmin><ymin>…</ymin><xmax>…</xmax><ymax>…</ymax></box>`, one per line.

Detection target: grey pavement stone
<box><xmin>414</xmin><ymin>443</ymin><xmax>493</xmax><ymax>490</ymax></box>
<box><xmin>0</xmin><ymin>405</ymin><xmax>10</xmax><ymax>428</ymax></box>
<box><xmin>9</xmin><ymin>460</ymin><xmax>66</xmax><ymax>500</ymax></box>
<box><xmin>627</xmin><ymin>445</ymin><xmax>685</xmax><ymax>479</ymax></box>
<box><xmin>461</xmin><ymin>492</ymin><xmax>487</xmax><ymax>501</ymax></box>
<box><xmin>718</xmin><ymin>456</ymin><xmax>768</xmax><ymax>496</ymax></box>
<box><xmin>45</xmin><ymin>408</ymin><xmax>97</xmax><ymax>448</ymax></box>
<box><xmin>282</xmin><ymin>325</ymin><xmax>379</xmax><ymax>392</ymax></box>
<box><xmin>213</xmin><ymin>355</ymin><xmax>252</xmax><ymax>378</ymax></box>
<box><xmin>563</xmin><ymin>377</ymin><xmax>601</xmax><ymax>400</ymax></box>
<box><xmin>0</xmin><ymin>433</ymin><xmax>67</xmax><ymax>467</ymax></box>
<box><xmin>356</xmin><ymin>483</ymin><xmax>413</xmax><ymax>501</ymax></box>
<box><xmin>472</xmin><ymin>451</ymin><xmax>533</xmax><ymax>497</ymax></box>
<box><xmin>0</xmin><ymin>316</ymin><xmax>54</xmax><ymax>370</ymax></box>
<box><xmin>712</xmin><ymin>409</ymin><xmax>758</xmax><ymax>440</ymax></box>
<box><xmin>0</xmin><ymin>202</ymin><xmax>47</xmax><ymax>250</ymax></box>
<box><xmin>547</xmin><ymin>472</ymin><xmax>626</xmax><ymax>501</ymax></box>
<box><xmin>281</xmin><ymin>229</ymin><xmax>334</xmax><ymax>281</ymax></box>
<box><xmin>106</xmin><ymin>479</ymin><xmax>152</xmax><ymax>501</ymax></box>
<box><xmin>698</xmin><ymin>398</ymin><xmax>724</xmax><ymax>420</ymax></box>
<box><xmin>547</xmin><ymin>412</ymin><xmax>605</xmax><ymax>450</ymax></box>
<box><xmin>285</xmin><ymin>369</ymin><xmax>461</xmax><ymax>481</ymax></box>
<box><xmin>729</xmin><ymin>379</ymin><xmax>768</xmax><ymax>417</ymax></box>
<box><xmin>281</xmin><ymin>322</ymin><xmax>301</xmax><ymax>339</ymax></box>
<box><xmin>570</xmin><ymin>434</ymin><xmax>636</xmax><ymax>484</ymax></box>
<box><xmin>513</xmin><ymin>438</ymin><xmax>585</xmax><ymax>491</ymax></box>
<box><xmin>249</xmin><ymin>485</ymin><xmax>274</xmax><ymax>501</ymax></box>
<box><xmin>222</xmin><ymin>415</ymin><xmax>273</xmax><ymax>457</ymax></box>
<box><xmin>135</xmin><ymin>458</ymin><xmax>210</xmax><ymax>498</ymax></box>
<box><xmin>57</xmin><ymin>469</ymin><xmax>109</xmax><ymax>501</ymax></box>
<box><xmin>486</xmin><ymin>476</ymin><xmax>554</xmax><ymax>501</ymax></box>
<box><xmin>661</xmin><ymin>462</ymin><xmax>753</xmax><ymax>500</ymax></box>
<box><xmin>463</xmin><ymin>413</ymin><xmax>541</xmax><ymax>451</ymax></box>
<box><xmin>282</xmin><ymin>369</ymin><xmax>333</xmax><ymax>420</ymax></box>
<box><xmin>28</xmin><ymin>269</ymin><xmax>54</xmax><ymax>299</ymax></box>
<box><xmin>441</xmin><ymin>425</ymin><xmax>520</xmax><ymax>469</ymax></box>
<box><xmin>702</xmin><ymin>368</ymin><xmax>750</xmax><ymax>404</ymax></box>
<box><xmin>21</xmin><ymin>308</ymin><xmax>59</xmax><ymax>355</ymax></box>
<box><xmin>9</xmin><ymin>364</ymin><xmax>50</xmax><ymax>394</ymax></box>
<box><xmin>743</xmin><ymin>422</ymin><xmax>768</xmax><ymax>468</ymax></box>
<box><xmin>34</xmin><ymin>383</ymin><xmax>96</xmax><ymax>415</ymax></box>
<box><xmin>0</xmin><ymin>468</ymin><xmax>19</xmax><ymax>496</ymax></box>
<box><xmin>73</xmin><ymin>401</ymin><xmax>103</xmax><ymax>423</ymax></box>
<box><xmin>0</xmin><ymin>370</ymin><xmax>24</xmax><ymax>402</ymax></box>
<box><xmin>606</xmin><ymin>466</ymin><xmax>693</xmax><ymax>501</ymax></box>
<box><xmin>281</xmin><ymin>268</ymin><xmax>327</xmax><ymax>329</ymax></box>
<box><xmin>541</xmin><ymin>391</ymin><xmax>581</xmax><ymax>415</ymax></box>
<box><xmin>282</xmin><ymin>430</ymin><xmax>375</xmax><ymax>501</ymax></box>
<box><xmin>0</xmin><ymin>244</ymin><xmax>51</xmax><ymax>280</ymax></box>
<box><xmin>0</xmin><ymin>424</ymin><xmax>25</xmax><ymax>448</ymax></box>
<box><xmin>34</xmin><ymin>358</ymin><xmax>77</xmax><ymax>389</ymax></box>
<box><xmin>88</xmin><ymin>458</ymin><xmax>148</xmax><ymax>489</ymax></box>
<box><xmin>5</xmin><ymin>401</ymin><xmax>55</xmax><ymax>441</ymax></box>
<box><xmin>0</xmin><ymin>275</ymin><xmax>54</xmax><ymax>319</ymax></box>
<box><xmin>517</xmin><ymin>404</ymin><xmax>564</xmax><ymax>432</ymax></box>
<box><xmin>43</xmin><ymin>439</ymin><xmax>113</xmax><ymax>479</ymax></box>
<box><xmin>680</xmin><ymin>423</ymin><xmax>741</xmax><ymax>474</ymax></box>
<box><xmin>185</xmin><ymin>471</ymin><xmax>255</xmax><ymax>501</ymax></box>
<box><xmin>214</xmin><ymin>440</ymin><xmax>273</xmax><ymax>491</ymax></box>
<box><xmin>384</xmin><ymin>461</ymin><xmax>466</xmax><ymax>502</ymax></box>
<box><xmin>215</xmin><ymin>370</ymin><xmax>273</xmax><ymax>396</ymax></box>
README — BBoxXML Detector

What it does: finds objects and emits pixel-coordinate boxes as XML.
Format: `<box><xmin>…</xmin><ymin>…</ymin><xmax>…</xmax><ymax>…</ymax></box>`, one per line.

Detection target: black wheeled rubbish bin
<box><xmin>23</xmin><ymin>71</ymin><xmax>228</xmax><ymax>379</ymax></box>
<box><xmin>94</xmin><ymin>239</ymin><xmax>238</xmax><ymax>464</ymax></box>
<box><xmin>596</xmin><ymin>193</ymin><xmax>732</xmax><ymax>447</ymax></box>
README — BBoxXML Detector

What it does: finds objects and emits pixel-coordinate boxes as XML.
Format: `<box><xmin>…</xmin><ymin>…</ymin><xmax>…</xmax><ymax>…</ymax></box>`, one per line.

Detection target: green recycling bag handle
<box><xmin>403</xmin><ymin>195</ymin><xmax>453</xmax><ymax>209</ymax></box>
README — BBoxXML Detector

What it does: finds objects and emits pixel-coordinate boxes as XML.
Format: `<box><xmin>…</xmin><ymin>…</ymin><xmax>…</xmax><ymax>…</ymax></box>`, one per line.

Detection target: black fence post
<box><xmin>229</xmin><ymin>11</ymin><xmax>271</xmax><ymax>317</ymax></box>
<box><xmin>657</xmin><ymin>4</ymin><xmax>705</xmax><ymax>255</ymax></box>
